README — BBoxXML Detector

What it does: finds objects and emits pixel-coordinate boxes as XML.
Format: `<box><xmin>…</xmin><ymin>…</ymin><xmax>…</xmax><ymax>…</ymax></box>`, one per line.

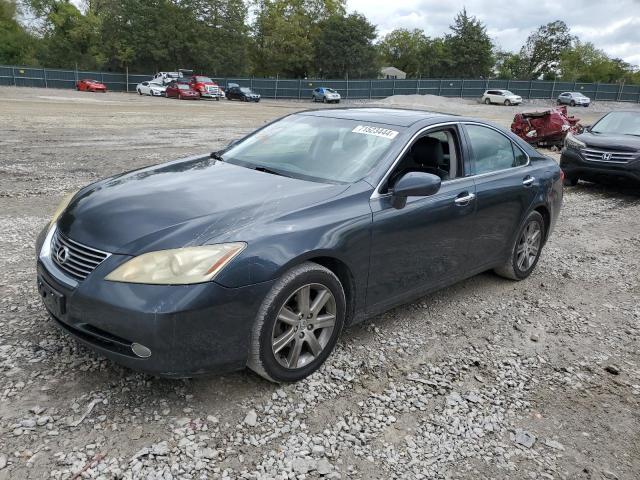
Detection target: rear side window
<box><xmin>466</xmin><ymin>125</ymin><xmax>527</xmax><ymax>175</ymax></box>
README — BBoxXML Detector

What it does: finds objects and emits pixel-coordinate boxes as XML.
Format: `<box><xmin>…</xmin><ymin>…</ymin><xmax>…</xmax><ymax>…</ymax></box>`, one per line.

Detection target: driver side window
<box><xmin>384</xmin><ymin>127</ymin><xmax>463</xmax><ymax>192</ymax></box>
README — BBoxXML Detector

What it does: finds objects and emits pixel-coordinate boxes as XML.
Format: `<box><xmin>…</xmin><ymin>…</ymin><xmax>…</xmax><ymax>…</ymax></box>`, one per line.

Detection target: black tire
<box><xmin>248</xmin><ymin>262</ymin><xmax>346</xmax><ymax>383</ymax></box>
<box><xmin>323</xmin><ymin>97</ymin><xmax>327</xmax><ymax>103</ymax></box>
<box><xmin>137</xmin><ymin>89</ymin><xmax>142</xmax><ymax>95</ymax></box>
<box><xmin>504</xmin><ymin>99</ymin><xmax>511</xmax><ymax>106</ymax></box>
<box><xmin>484</xmin><ymin>98</ymin><xmax>491</xmax><ymax>105</ymax></box>
<box><xmin>494</xmin><ymin>211</ymin><xmax>545</xmax><ymax>281</ymax></box>
<box><xmin>570</xmin><ymin>100</ymin><xmax>576</xmax><ymax>107</ymax></box>
<box><xmin>564</xmin><ymin>175</ymin><xmax>579</xmax><ymax>186</ymax></box>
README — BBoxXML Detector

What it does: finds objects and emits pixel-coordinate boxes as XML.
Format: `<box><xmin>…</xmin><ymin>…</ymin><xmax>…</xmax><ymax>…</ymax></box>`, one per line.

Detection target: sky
<box><xmin>347</xmin><ymin>0</ymin><xmax>640</xmax><ymax>67</ymax></box>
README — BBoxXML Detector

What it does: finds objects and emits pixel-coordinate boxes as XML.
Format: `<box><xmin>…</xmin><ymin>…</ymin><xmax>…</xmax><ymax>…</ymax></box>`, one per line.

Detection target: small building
<box><xmin>379</xmin><ymin>67</ymin><xmax>407</xmax><ymax>80</ymax></box>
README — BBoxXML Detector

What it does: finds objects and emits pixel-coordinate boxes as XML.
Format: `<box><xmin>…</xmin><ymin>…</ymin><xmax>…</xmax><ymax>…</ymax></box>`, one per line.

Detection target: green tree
<box><xmin>25</xmin><ymin>0</ymin><xmax>105</xmax><ymax>69</ymax></box>
<box><xmin>558</xmin><ymin>41</ymin><xmax>637</xmax><ymax>83</ymax></box>
<box><xmin>0</xmin><ymin>0</ymin><xmax>38</xmax><ymax>65</ymax></box>
<box><xmin>313</xmin><ymin>13</ymin><xmax>377</xmax><ymax>78</ymax></box>
<box><xmin>520</xmin><ymin>20</ymin><xmax>575</xmax><ymax>79</ymax></box>
<box><xmin>378</xmin><ymin>28</ymin><xmax>427</xmax><ymax>78</ymax></box>
<box><xmin>251</xmin><ymin>0</ymin><xmax>344</xmax><ymax>77</ymax></box>
<box><xmin>494</xmin><ymin>50</ymin><xmax>528</xmax><ymax>79</ymax></box>
<box><xmin>444</xmin><ymin>9</ymin><xmax>493</xmax><ymax>78</ymax></box>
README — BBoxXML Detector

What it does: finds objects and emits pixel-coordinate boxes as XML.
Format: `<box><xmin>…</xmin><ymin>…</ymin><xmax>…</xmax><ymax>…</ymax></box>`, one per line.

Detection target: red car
<box><xmin>76</xmin><ymin>79</ymin><xmax>107</xmax><ymax>93</ymax></box>
<box><xmin>165</xmin><ymin>82</ymin><xmax>201</xmax><ymax>100</ymax></box>
<box><xmin>511</xmin><ymin>106</ymin><xmax>580</xmax><ymax>147</ymax></box>
<box><xmin>188</xmin><ymin>75</ymin><xmax>222</xmax><ymax>100</ymax></box>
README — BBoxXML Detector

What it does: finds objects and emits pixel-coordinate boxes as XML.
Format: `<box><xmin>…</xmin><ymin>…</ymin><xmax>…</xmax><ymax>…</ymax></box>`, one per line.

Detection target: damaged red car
<box><xmin>511</xmin><ymin>106</ymin><xmax>580</xmax><ymax>147</ymax></box>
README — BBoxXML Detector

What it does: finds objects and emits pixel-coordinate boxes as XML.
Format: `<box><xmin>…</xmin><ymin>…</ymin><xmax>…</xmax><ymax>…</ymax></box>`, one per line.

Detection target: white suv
<box><xmin>482</xmin><ymin>89</ymin><xmax>522</xmax><ymax>106</ymax></box>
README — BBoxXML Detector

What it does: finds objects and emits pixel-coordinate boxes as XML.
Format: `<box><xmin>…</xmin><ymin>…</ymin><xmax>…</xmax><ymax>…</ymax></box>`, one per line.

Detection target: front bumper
<box><xmin>35</xmin><ymin>225</ymin><xmax>273</xmax><ymax>377</ymax></box>
<box><xmin>560</xmin><ymin>148</ymin><xmax>640</xmax><ymax>183</ymax></box>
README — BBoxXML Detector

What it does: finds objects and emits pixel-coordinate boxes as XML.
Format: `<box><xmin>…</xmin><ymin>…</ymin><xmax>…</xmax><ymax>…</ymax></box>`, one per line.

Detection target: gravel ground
<box><xmin>0</xmin><ymin>86</ymin><xmax>639</xmax><ymax>480</ymax></box>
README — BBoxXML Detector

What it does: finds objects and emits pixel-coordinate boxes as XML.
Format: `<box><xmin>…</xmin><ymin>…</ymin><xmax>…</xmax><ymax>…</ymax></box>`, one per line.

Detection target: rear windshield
<box><xmin>222</xmin><ymin>114</ymin><xmax>402</xmax><ymax>183</ymax></box>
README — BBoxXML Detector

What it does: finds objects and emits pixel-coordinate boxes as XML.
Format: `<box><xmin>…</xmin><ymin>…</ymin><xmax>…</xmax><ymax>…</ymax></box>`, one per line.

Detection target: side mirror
<box><xmin>391</xmin><ymin>172</ymin><xmax>441</xmax><ymax>209</ymax></box>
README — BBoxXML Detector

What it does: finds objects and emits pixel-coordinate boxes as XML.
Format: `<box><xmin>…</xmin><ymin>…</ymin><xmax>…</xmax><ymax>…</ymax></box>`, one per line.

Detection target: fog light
<box><xmin>131</xmin><ymin>343</ymin><xmax>152</xmax><ymax>358</ymax></box>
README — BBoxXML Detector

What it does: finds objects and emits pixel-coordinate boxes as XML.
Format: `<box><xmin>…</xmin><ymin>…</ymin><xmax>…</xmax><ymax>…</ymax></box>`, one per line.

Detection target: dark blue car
<box><xmin>36</xmin><ymin>108</ymin><xmax>563</xmax><ymax>382</ymax></box>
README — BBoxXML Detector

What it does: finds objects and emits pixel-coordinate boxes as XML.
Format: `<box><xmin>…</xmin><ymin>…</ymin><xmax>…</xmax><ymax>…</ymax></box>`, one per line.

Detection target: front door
<box><xmin>367</xmin><ymin>125</ymin><xmax>477</xmax><ymax>314</ymax></box>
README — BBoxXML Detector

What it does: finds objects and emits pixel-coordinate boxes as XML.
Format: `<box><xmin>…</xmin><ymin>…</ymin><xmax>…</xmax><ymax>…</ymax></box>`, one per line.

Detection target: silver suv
<box><xmin>312</xmin><ymin>87</ymin><xmax>341</xmax><ymax>103</ymax></box>
<box><xmin>557</xmin><ymin>92</ymin><xmax>590</xmax><ymax>107</ymax></box>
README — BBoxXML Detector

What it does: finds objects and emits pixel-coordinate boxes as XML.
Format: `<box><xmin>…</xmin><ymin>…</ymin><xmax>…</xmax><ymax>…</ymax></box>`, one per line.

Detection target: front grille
<box><xmin>51</xmin><ymin>230</ymin><xmax>109</xmax><ymax>281</ymax></box>
<box><xmin>582</xmin><ymin>148</ymin><xmax>637</xmax><ymax>164</ymax></box>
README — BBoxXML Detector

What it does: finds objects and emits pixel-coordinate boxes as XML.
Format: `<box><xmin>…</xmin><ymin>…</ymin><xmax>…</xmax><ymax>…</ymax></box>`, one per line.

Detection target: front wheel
<box><xmin>494</xmin><ymin>211</ymin><xmax>545</xmax><ymax>281</ymax></box>
<box><xmin>248</xmin><ymin>262</ymin><xmax>345</xmax><ymax>383</ymax></box>
<box><xmin>323</xmin><ymin>97</ymin><xmax>327</xmax><ymax>103</ymax></box>
<box><xmin>484</xmin><ymin>98</ymin><xmax>491</xmax><ymax>105</ymax></box>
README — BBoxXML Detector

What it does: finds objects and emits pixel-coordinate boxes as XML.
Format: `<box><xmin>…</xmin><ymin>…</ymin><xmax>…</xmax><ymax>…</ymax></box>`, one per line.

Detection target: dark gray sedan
<box><xmin>36</xmin><ymin>108</ymin><xmax>563</xmax><ymax>382</ymax></box>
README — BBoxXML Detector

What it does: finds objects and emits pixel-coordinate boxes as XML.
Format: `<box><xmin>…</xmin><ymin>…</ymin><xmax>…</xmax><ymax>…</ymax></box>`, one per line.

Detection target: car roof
<box><xmin>300</xmin><ymin>107</ymin><xmax>452</xmax><ymax>127</ymax></box>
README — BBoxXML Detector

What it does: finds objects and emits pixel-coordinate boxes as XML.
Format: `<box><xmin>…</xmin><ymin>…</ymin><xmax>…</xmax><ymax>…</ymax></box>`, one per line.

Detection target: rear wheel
<box><xmin>137</xmin><ymin>89</ymin><xmax>142</xmax><ymax>95</ymax></box>
<box><xmin>248</xmin><ymin>262</ymin><xmax>345</xmax><ymax>383</ymax></box>
<box><xmin>323</xmin><ymin>97</ymin><xmax>327</xmax><ymax>103</ymax></box>
<box><xmin>504</xmin><ymin>99</ymin><xmax>511</xmax><ymax>106</ymax></box>
<box><xmin>570</xmin><ymin>100</ymin><xmax>576</xmax><ymax>107</ymax></box>
<box><xmin>556</xmin><ymin>100</ymin><xmax>562</xmax><ymax>105</ymax></box>
<box><xmin>494</xmin><ymin>211</ymin><xmax>545</xmax><ymax>281</ymax></box>
<box><xmin>484</xmin><ymin>98</ymin><xmax>491</xmax><ymax>105</ymax></box>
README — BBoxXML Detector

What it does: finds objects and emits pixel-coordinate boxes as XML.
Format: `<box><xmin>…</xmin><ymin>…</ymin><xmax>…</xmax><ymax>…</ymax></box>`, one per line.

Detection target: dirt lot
<box><xmin>0</xmin><ymin>86</ymin><xmax>639</xmax><ymax>480</ymax></box>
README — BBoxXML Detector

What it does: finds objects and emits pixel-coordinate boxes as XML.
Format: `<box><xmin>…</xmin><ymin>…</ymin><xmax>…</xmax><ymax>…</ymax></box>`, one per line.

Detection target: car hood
<box><xmin>58</xmin><ymin>156</ymin><xmax>349</xmax><ymax>255</ymax></box>
<box><xmin>578</xmin><ymin>131</ymin><xmax>640</xmax><ymax>151</ymax></box>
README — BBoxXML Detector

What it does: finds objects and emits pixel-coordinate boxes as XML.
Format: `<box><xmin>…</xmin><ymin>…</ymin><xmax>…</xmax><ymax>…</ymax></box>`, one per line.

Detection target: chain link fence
<box><xmin>2</xmin><ymin>64</ymin><xmax>639</xmax><ymax>102</ymax></box>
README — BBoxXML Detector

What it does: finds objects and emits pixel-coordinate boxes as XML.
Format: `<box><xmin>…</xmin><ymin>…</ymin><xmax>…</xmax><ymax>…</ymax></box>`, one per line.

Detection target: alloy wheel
<box><xmin>271</xmin><ymin>283</ymin><xmax>336</xmax><ymax>370</ymax></box>
<box><xmin>516</xmin><ymin>221</ymin><xmax>541</xmax><ymax>271</ymax></box>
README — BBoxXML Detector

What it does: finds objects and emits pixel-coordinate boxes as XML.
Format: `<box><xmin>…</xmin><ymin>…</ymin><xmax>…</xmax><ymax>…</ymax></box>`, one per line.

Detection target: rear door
<box><xmin>461</xmin><ymin>123</ymin><xmax>538</xmax><ymax>267</ymax></box>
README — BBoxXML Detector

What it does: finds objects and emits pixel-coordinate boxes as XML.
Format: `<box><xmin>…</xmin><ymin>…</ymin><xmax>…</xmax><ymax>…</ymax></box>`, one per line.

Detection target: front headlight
<box><xmin>564</xmin><ymin>132</ymin><xmax>586</xmax><ymax>150</ymax></box>
<box><xmin>105</xmin><ymin>243</ymin><xmax>246</xmax><ymax>285</ymax></box>
<box><xmin>49</xmin><ymin>190</ymin><xmax>78</xmax><ymax>228</ymax></box>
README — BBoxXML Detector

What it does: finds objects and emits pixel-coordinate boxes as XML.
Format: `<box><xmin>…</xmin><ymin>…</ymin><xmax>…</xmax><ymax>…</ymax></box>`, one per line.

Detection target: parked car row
<box><xmin>481</xmin><ymin>89</ymin><xmax>591</xmax><ymax>108</ymax></box>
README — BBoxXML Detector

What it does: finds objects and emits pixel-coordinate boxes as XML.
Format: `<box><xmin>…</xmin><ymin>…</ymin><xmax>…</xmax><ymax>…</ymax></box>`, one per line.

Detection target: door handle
<box><xmin>454</xmin><ymin>192</ymin><xmax>476</xmax><ymax>206</ymax></box>
<box><xmin>522</xmin><ymin>176</ymin><xmax>535</xmax><ymax>187</ymax></box>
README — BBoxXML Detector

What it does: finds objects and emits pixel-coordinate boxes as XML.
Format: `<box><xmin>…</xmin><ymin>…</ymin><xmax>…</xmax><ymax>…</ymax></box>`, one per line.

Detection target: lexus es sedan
<box><xmin>36</xmin><ymin>108</ymin><xmax>563</xmax><ymax>383</ymax></box>
<box><xmin>561</xmin><ymin>110</ymin><xmax>640</xmax><ymax>185</ymax></box>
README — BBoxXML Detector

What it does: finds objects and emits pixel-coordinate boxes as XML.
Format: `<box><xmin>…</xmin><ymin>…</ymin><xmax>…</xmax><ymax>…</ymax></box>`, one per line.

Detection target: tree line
<box><xmin>2</xmin><ymin>0</ymin><xmax>639</xmax><ymax>83</ymax></box>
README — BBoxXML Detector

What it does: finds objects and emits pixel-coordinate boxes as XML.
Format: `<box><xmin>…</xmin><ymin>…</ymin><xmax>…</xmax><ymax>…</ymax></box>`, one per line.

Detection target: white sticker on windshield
<box><xmin>352</xmin><ymin>125</ymin><xmax>399</xmax><ymax>139</ymax></box>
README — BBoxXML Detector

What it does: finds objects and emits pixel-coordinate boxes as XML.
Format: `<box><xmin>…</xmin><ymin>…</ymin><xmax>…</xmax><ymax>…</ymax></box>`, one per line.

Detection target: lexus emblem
<box><xmin>602</xmin><ymin>152</ymin><xmax>613</xmax><ymax>161</ymax></box>
<box><xmin>55</xmin><ymin>245</ymin><xmax>70</xmax><ymax>265</ymax></box>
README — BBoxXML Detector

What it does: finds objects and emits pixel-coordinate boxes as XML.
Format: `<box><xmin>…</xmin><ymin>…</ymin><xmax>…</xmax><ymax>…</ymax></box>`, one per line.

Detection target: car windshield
<box><xmin>503</xmin><ymin>90</ymin><xmax>515</xmax><ymax>96</ymax></box>
<box><xmin>573</xmin><ymin>92</ymin><xmax>586</xmax><ymax>97</ymax></box>
<box><xmin>326</xmin><ymin>88</ymin><xmax>337</xmax><ymax>93</ymax></box>
<box><xmin>195</xmin><ymin>76</ymin><xmax>213</xmax><ymax>83</ymax></box>
<box><xmin>178</xmin><ymin>84</ymin><xmax>191</xmax><ymax>90</ymax></box>
<box><xmin>240</xmin><ymin>88</ymin><xmax>252</xmax><ymax>93</ymax></box>
<box><xmin>591</xmin><ymin>112</ymin><xmax>640</xmax><ymax>136</ymax></box>
<box><xmin>222</xmin><ymin>115</ymin><xmax>402</xmax><ymax>183</ymax></box>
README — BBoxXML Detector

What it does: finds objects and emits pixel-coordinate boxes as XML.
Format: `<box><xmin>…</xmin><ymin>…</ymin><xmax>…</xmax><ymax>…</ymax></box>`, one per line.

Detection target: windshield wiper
<box><xmin>253</xmin><ymin>166</ymin><xmax>291</xmax><ymax>178</ymax></box>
